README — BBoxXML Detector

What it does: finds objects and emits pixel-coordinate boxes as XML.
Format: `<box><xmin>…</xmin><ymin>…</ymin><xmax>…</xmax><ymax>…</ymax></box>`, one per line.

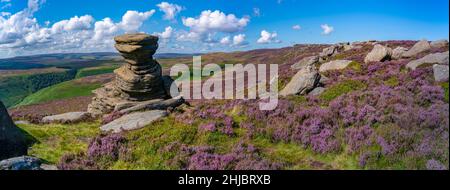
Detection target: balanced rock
<box><xmin>430</xmin><ymin>39</ymin><xmax>449</xmax><ymax>49</ymax></box>
<box><xmin>0</xmin><ymin>101</ymin><xmax>28</xmax><ymax>160</ymax></box>
<box><xmin>402</xmin><ymin>40</ymin><xmax>431</xmax><ymax>58</ymax></box>
<box><xmin>364</xmin><ymin>44</ymin><xmax>393</xmax><ymax>63</ymax></box>
<box><xmin>88</xmin><ymin>33</ymin><xmax>179</xmax><ymax>117</ymax></box>
<box><xmin>291</xmin><ymin>55</ymin><xmax>319</xmax><ymax>70</ymax></box>
<box><xmin>42</xmin><ymin>112</ymin><xmax>91</xmax><ymax>124</ymax></box>
<box><xmin>280</xmin><ymin>66</ymin><xmax>321</xmax><ymax>96</ymax></box>
<box><xmin>433</xmin><ymin>64</ymin><xmax>449</xmax><ymax>82</ymax></box>
<box><xmin>392</xmin><ymin>47</ymin><xmax>408</xmax><ymax>60</ymax></box>
<box><xmin>319</xmin><ymin>60</ymin><xmax>353</xmax><ymax>72</ymax></box>
<box><xmin>100</xmin><ymin>110</ymin><xmax>168</xmax><ymax>133</ymax></box>
<box><xmin>406</xmin><ymin>51</ymin><xmax>449</xmax><ymax>70</ymax></box>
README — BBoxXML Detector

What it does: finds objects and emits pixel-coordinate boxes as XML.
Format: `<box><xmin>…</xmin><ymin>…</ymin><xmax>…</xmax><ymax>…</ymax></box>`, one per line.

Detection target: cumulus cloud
<box><xmin>179</xmin><ymin>10</ymin><xmax>249</xmax><ymax>44</ymax></box>
<box><xmin>232</xmin><ymin>34</ymin><xmax>248</xmax><ymax>46</ymax></box>
<box><xmin>257</xmin><ymin>30</ymin><xmax>281</xmax><ymax>44</ymax></box>
<box><xmin>321</xmin><ymin>24</ymin><xmax>334</xmax><ymax>35</ymax></box>
<box><xmin>157</xmin><ymin>2</ymin><xmax>183</xmax><ymax>21</ymax></box>
<box><xmin>156</xmin><ymin>26</ymin><xmax>173</xmax><ymax>39</ymax></box>
<box><xmin>292</xmin><ymin>25</ymin><xmax>301</xmax><ymax>30</ymax></box>
<box><xmin>220</xmin><ymin>36</ymin><xmax>230</xmax><ymax>45</ymax></box>
<box><xmin>0</xmin><ymin>0</ymin><xmax>155</xmax><ymax>58</ymax></box>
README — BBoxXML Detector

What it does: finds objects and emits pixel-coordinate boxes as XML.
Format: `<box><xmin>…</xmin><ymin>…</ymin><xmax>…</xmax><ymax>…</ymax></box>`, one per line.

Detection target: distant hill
<box><xmin>0</xmin><ymin>52</ymin><xmax>201</xmax><ymax>70</ymax></box>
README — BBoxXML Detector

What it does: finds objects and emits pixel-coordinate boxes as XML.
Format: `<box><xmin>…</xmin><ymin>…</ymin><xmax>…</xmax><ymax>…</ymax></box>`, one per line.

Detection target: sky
<box><xmin>0</xmin><ymin>0</ymin><xmax>449</xmax><ymax>58</ymax></box>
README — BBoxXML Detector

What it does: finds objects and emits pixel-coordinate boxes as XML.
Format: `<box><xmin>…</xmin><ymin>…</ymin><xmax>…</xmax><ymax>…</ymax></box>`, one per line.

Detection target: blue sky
<box><xmin>0</xmin><ymin>0</ymin><xmax>448</xmax><ymax>57</ymax></box>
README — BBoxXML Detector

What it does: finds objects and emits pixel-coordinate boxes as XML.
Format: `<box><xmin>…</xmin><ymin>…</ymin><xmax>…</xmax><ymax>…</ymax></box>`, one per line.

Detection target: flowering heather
<box><xmin>87</xmin><ymin>133</ymin><xmax>127</xmax><ymax>160</ymax></box>
<box><xmin>185</xmin><ymin>143</ymin><xmax>281</xmax><ymax>170</ymax></box>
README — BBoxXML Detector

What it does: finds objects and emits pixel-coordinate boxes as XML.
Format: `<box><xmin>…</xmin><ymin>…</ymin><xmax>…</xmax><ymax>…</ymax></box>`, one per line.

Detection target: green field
<box><xmin>75</xmin><ymin>65</ymin><xmax>119</xmax><ymax>78</ymax></box>
<box><xmin>0</xmin><ymin>70</ymin><xmax>77</xmax><ymax>107</ymax></box>
<box><xmin>16</xmin><ymin>79</ymin><xmax>102</xmax><ymax>107</ymax></box>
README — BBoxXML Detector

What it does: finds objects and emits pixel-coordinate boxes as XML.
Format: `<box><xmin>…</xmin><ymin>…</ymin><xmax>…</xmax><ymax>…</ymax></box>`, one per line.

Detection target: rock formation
<box><xmin>0</xmin><ymin>101</ymin><xmax>28</xmax><ymax>160</ymax></box>
<box><xmin>402</xmin><ymin>40</ymin><xmax>431</xmax><ymax>58</ymax></box>
<box><xmin>88</xmin><ymin>33</ymin><xmax>181</xmax><ymax>117</ymax></box>
<box><xmin>364</xmin><ymin>44</ymin><xmax>392</xmax><ymax>63</ymax></box>
<box><xmin>319</xmin><ymin>60</ymin><xmax>353</xmax><ymax>72</ymax></box>
<box><xmin>392</xmin><ymin>47</ymin><xmax>408</xmax><ymax>60</ymax></box>
<box><xmin>291</xmin><ymin>55</ymin><xmax>319</xmax><ymax>70</ymax></box>
<box><xmin>280</xmin><ymin>66</ymin><xmax>321</xmax><ymax>96</ymax></box>
<box><xmin>406</xmin><ymin>51</ymin><xmax>449</xmax><ymax>70</ymax></box>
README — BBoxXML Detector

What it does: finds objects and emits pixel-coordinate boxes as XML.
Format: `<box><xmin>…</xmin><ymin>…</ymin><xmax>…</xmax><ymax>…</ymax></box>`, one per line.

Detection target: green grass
<box><xmin>440</xmin><ymin>82</ymin><xmax>449</xmax><ymax>103</ymax></box>
<box><xmin>75</xmin><ymin>66</ymin><xmax>119</xmax><ymax>78</ymax></box>
<box><xmin>319</xmin><ymin>80</ymin><xmax>367</xmax><ymax>103</ymax></box>
<box><xmin>17</xmin><ymin>122</ymin><xmax>100</xmax><ymax>164</ymax></box>
<box><xmin>17</xmin><ymin>79</ymin><xmax>101</xmax><ymax>106</ymax></box>
<box><xmin>0</xmin><ymin>70</ymin><xmax>76</xmax><ymax>107</ymax></box>
<box><xmin>384</xmin><ymin>76</ymin><xmax>400</xmax><ymax>87</ymax></box>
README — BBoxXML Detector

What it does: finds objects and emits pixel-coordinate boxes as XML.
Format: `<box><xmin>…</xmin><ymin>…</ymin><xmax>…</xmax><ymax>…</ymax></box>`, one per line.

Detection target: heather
<box><xmin>10</xmin><ymin>41</ymin><xmax>449</xmax><ymax>170</ymax></box>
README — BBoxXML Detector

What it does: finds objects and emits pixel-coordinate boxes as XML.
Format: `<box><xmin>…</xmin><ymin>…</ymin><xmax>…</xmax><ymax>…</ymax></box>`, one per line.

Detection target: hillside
<box><xmin>9</xmin><ymin>40</ymin><xmax>450</xmax><ymax>170</ymax></box>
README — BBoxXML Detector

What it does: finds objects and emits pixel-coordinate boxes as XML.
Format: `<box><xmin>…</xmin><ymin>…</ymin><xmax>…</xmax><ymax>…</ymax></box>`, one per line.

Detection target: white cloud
<box><xmin>157</xmin><ymin>2</ymin><xmax>183</xmax><ymax>21</ymax></box>
<box><xmin>182</xmin><ymin>10</ymin><xmax>249</xmax><ymax>34</ymax></box>
<box><xmin>220</xmin><ymin>36</ymin><xmax>230</xmax><ymax>45</ymax></box>
<box><xmin>253</xmin><ymin>8</ymin><xmax>260</xmax><ymax>17</ymax></box>
<box><xmin>321</xmin><ymin>24</ymin><xmax>334</xmax><ymax>35</ymax></box>
<box><xmin>0</xmin><ymin>0</ymin><xmax>156</xmax><ymax>58</ymax></box>
<box><xmin>257</xmin><ymin>30</ymin><xmax>281</xmax><ymax>44</ymax></box>
<box><xmin>292</xmin><ymin>25</ymin><xmax>301</xmax><ymax>30</ymax></box>
<box><xmin>157</xmin><ymin>26</ymin><xmax>173</xmax><ymax>39</ymax></box>
<box><xmin>0</xmin><ymin>11</ymin><xmax>10</xmax><ymax>16</ymax></box>
<box><xmin>233</xmin><ymin>34</ymin><xmax>247</xmax><ymax>46</ymax></box>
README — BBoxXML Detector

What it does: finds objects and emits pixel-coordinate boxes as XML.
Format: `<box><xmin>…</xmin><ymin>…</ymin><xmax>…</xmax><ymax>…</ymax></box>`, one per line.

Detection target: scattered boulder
<box><xmin>364</xmin><ymin>44</ymin><xmax>393</xmax><ymax>63</ymax></box>
<box><xmin>0</xmin><ymin>156</ymin><xmax>40</xmax><ymax>170</ymax></box>
<box><xmin>291</xmin><ymin>55</ymin><xmax>319</xmax><ymax>70</ymax></box>
<box><xmin>119</xmin><ymin>97</ymin><xmax>185</xmax><ymax>115</ymax></box>
<box><xmin>430</xmin><ymin>39</ymin><xmax>449</xmax><ymax>49</ymax></box>
<box><xmin>406</xmin><ymin>51</ymin><xmax>449</xmax><ymax>70</ymax></box>
<box><xmin>308</xmin><ymin>87</ymin><xmax>326</xmax><ymax>96</ymax></box>
<box><xmin>402</xmin><ymin>40</ymin><xmax>431</xmax><ymax>58</ymax></box>
<box><xmin>42</xmin><ymin>112</ymin><xmax>91</xmax><ymax>124</ymax></box>
<box><xmin>392</xmin><ymin>47</ymin><xmax>408</xmax><ymax>60</ymax></box>
<box><xmin>100</xmin><ymin>110</ymin><xmax>168</xmax><ymax>133</ymax></box>
<box><xmin>319</xmin><ymin>60</ymin><xmax>353</xmax><ymax>72</ymax></box>
<box><xmin>0</xmin><ymin>101</ymin><xmax>28</xmax><ymax>160</ymax></box>
<box><xmin>280</xmin><ymin>66</ymin><xmax>321</xmax><ymax>96</ymax></box>
<box><xmin>433</xmin><ymin>64</ymin><xmax>449</xmax><ymax>82</ymax></box>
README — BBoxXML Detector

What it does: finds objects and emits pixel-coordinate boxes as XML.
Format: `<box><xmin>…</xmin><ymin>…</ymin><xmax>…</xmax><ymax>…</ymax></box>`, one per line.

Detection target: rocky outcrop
<box><xmin>392</xmin><ymin>47</ymin><xmax>408</xmax><ymax>60</ymax></box>
<box><xmin>42</xmin><ymin>112</ymin><xmax>91</xmax><ymax>124</ymax></box>
<box><xmin>308</xmin><ymin>87</ymin><xmax>326</xmax><ymax>96</ymax></box>
<box><xmin>100</xmin><ymin>110</ymin><xmax>168</xmax><ymax>133</ymax></box>
<box><xmin>0</xmin><ymin>101</ymin><xmax>28</xmax><ymax>160</ymax></box>
<box><xmin>364</xmin><ymin>44</ymin><xmax>392</xmax><ymax>63</ymax></box>
<box><xmin>433</xmin><ymin>64</ymin><xmax>449</xmax><ymax>82</ymax></box>
<box><xmin>430</xmin><ymin>39</ymin><xmax>449</xmax><ymax>49</ymax></box>
<box><xmin>402</xmin><ymin>40</ymin><xmax>431</xmax><ymax>58</ymax></box>
<box><xmin>406</xmin><ymin>51</ymin><xmax>449</xmax><ymax>70</ymax></box>
<box><xmin>319</xmin><ymin>60</ymin><xmax>353</xmax><ymax>72</ymax></box>
<box><xmin>0</xmin><ymin>156</ymin><xmax>41</xmax><ymax>170</ymax></box>
<box><xmin>280</xmin><ymin>66</ymin><xmax>321</xmax><ymax>96</ymax></box>
<box><xmin>291</xmin><ymin>55</ymin><xmax>319</xmax><ymax>70</ymax></box>
<box><xmin>88</xmin><ymin>33</ymin><xmax>181</xmax><ymax>117</ymax></box>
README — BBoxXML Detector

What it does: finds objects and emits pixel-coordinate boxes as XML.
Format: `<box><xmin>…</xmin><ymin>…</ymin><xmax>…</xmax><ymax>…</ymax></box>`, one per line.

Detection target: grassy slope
<box><xmin>17</xmin><ymin>122</ymin><xmax>100</xmax><ymax>163</ymax></box>
<box><xmin>75</xmin><ymin>65</ymin><xmax>119</xmax><ymax>78</ymax></box>
<box><xmin>16</xmin><ymin>79</ymin><xmax>101</xmax><ymax>107</ymax></box>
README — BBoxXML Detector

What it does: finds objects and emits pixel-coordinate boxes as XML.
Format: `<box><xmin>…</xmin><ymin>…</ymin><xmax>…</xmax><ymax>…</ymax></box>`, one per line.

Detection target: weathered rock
<box><xmin>308</xmin><ymin>87</ymin><xmax>326</xmax><ymax>96</ymax></box>
<box><xmin>320</xmin><ymin>45</ymin><xmax>340</xmax><ymax>57</ymax></box>
<box><xmin>119</xmin><ymin>98</ymin><xmax>184</xmax><ymax>114</ymax></box>
<box><xmin>406</xmin><ymin>51</ymin><xmax>449</xmax><ymax>70</ymax></box>
<box><xmin>364</xmin><ymin>44</ymin><xmax>393</xmax><ymax>63</ymax></box>
<box><xmin>433</xmin><ymin>64</ymin><xmax>449</xmax><ymax>82</ymax></box>
<box><xmin>291</xmin><ymin>55</ymin><xmax>319</xmax><ymax>70</ymax></box>
<box><xmin>88</xmin><ymin>33</ymin><xmax>180</xmax><ymax>117</ymax></box>
<box><xmin>402</xmin><ymin>40</ymin><xmax>431</xmax><ymax>58</ymax></box>
<box><xmin>100</xmin><ymin>110</ymin><xmax>168</xmax><ymax>133</ymax></box>
<box><xmin>430</xmin><ymin>39</ymin><xmax>449</xmax><ymax>49</ymax></box>
<box><xmin>42</xmin><ymin>112</ymin><xmax>91</xmax><ymax>124</ymax></box>
<box><xmin>280</xmin><ymin>66</ymin><xmax>321</xmax><ymax>96</ymax></box>
<box><xmin>0</xmin><ymin>156</ymin><xmax>41</xmax><ymax>170</ymax></box>
<box><xmin>392</xmin><ymin>47</ymin><xmax>408</xmax><ymax>60</ymax></box>
<box><xmin>0</xmin><ymin>101</ymin><xmax>28</xmax><ymax>160</ymax></box>
<box><xmin>319</xmin><ymin>60</ymin><xmax>353</xmax><ymax>72</ymax></box>
<box><xmin>319</xmin><ymin>75</ymin><xmax>329</xmax><ymax>84</ymax></box>
<box><xmin>162</xmin><ymin>76</ymin><xmax>180</xmax><ymax>98</ymax></box>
